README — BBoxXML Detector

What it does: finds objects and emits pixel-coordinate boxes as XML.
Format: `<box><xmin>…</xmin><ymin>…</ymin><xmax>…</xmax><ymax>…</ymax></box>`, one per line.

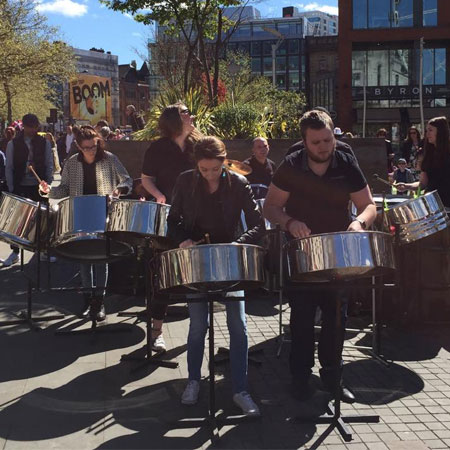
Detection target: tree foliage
<box><xmin>0</xmin><ymin>0</ymin><xmax>76</xmax><ymax>123</ymax></box>
<box><xmin>104</xmin><ymin>0</ymin><xmax>247</xmax><ymax>105</ymax></box>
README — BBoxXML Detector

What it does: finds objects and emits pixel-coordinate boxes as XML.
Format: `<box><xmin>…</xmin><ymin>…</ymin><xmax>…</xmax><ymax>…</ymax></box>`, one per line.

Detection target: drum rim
<box><xmin>160</xmin><ymin>242</ymin><xmax>265</xmax><ymax>255</ymax></box>
<box><xmin>286</xmin><ymin>230</ymin><xmax>393</xmax><ymax>244</ymax></box>
<box><xmin>1</xmin><ymin>191</ymin><xmax>43</xmax><ymax>207</ymax></box>
<box><xmin>386</xmin><ymin>189</ymin><xmax>440</xmax><ymax>212</ymax></box>
<box><xmin>110</xmin><ymin>198</ymin><xmax>171</xmax><ymax>207</ymax></box>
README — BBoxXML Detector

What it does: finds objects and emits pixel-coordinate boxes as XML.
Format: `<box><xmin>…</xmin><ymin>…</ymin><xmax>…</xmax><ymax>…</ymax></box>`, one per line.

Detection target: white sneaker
<box><xmin>233</xmin><ymin>391</ymin><xmax>260</xmax><ymax>416</ymax></box>
<box><xmin>39</xmin><ymin>253</ymin><xmax>57</xmax><ymax>262</ymax></box>
<box><xmin>2</xmin><ymin>252</ymin><xmax>20</xmax><ymax>267</ymax></box>
<box><xmin>151</xmin><ymin>334</ymin><xmax>167</xmax><ymax>353</ymax></box>
<box><xmin>181</xmin><ymin>380</ymin><xmax>200</xmax><ymax>405</ymax></box>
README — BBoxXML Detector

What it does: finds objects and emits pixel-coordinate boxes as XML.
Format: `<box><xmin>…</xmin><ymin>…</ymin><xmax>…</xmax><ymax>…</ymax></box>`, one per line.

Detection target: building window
<box><xmin>251</xmin><ymin>42</ymin><xmax>261</xmax><ymax>56</ymax></box>
<box><xmin>423</xmin><ymin>0</ymin><xmax>437</xmax><ymax>26</ymax></box>
<box><xmin>353</xmin><ymin>0</ymin><xmax>368</xmax><ymax>29</ymax></box>
<box><xmin>368</xmin><ymin>0</ymin><xmax>391</xmax><ymax>28</ymax></box>
<box><xmin>288</xmin><ymin>55</ymin><xmax>299</xmax><ymax>71</ymax></box>
<box><xmin>251</xmin><ymin>57</ymin><xmax>262</xmax><ymax>73</ymax></box>
<box><xmin>263</xmin><ymin>57</ymin><xmax>273</xmax><ymax>74</ymax></box>
<box><xmin>276</xmin><ymin>56</ymin><xmax>287</xmax><ymax>72</ymax></box>
<box><xmin>289</xmin><ymin>72</ymin><xmax>299</xmax><ymax>90</ymax></box>
<box><xmin>423</xmin><ymin>48</ymin><xmax>447</xmax><ymax>85</ymax></box>
<box><xmin>390</xmin><ymin>49</ymin><xmax>409</xmax><ymax>85</ymax></box>
<box><xmin>288</xmin><ymin>39</ymin><xmax>299</xmax><ymax>54</ymax></box>
<box><xmin>392</xmin><ymin>0</ymin><xmax>413</xmax><ymax>27</ymax></box>
<box><xmin>236</xmin><ymin>25</ymin><xmax>251</xmax><ymax>37</ymax></box>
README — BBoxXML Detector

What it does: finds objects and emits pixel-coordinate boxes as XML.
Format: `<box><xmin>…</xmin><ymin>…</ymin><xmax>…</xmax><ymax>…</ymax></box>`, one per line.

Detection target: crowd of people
<box><xmin>0</xmin><ymin>104</ymin><xmax>449</xmax><ymax>417</ymax></box>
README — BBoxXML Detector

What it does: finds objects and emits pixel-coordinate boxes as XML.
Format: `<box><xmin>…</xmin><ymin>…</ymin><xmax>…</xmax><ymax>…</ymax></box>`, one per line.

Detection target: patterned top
<box><xmin>49</xmin><ymin>151</ymin><xmax>132</xmax><ymax>199</ymax></box>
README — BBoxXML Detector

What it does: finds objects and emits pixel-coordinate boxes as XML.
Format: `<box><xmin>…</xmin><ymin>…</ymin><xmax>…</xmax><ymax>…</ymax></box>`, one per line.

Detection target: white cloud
<box><xmin>298</xmin><ymin>2</ymin><xmax>338</xmax><ymax>15</ymax></box>
<box><xmin>124</xmin><ymin>12</ymin><xmax>134</xmax><ymax>19</ymax></box>
<box><xmin>132</xmin><ymin>32</ymin><xmax>142</xmax><ymax>37</ymax></box>
<box><xmin>37</xmin><ymin>0</ymin><xmax>88</xmax><ymax>17</ymax></box>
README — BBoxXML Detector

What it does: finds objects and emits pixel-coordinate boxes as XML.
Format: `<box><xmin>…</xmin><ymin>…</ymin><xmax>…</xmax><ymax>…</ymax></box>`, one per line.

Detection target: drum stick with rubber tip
<box><xmin>204</xmin><ymin>233</ymin><xmax>211</xmax><ymax>244</ymax></box>
<box><xmin>373</xmin><ymin>173</ymin><xmax>393</xmax><ymax>187</ymax></box>
<box><xmin>28</xmin><ymin>165</ymin><xmax>42</xmax><ymax>183</ymax></box>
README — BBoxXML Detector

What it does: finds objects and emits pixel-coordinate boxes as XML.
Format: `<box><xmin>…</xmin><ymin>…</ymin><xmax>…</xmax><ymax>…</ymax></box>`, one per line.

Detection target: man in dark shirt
<box><xmin>264</xmin><ymin>110</ymin><xmax>376</xmax><ymax>403</ymax></box>
<box><xmin>242</xmin><ymin>137</ymin><xmax>276</xmax><ymax>192</ymax></box>
<box><xmin>126</xmin><ymin>105</ymin><xmax>145</xmax><ymax>132</ymax></box>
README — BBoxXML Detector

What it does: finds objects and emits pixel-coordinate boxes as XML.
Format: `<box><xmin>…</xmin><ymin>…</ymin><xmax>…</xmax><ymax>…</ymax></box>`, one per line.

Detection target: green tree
<box><xmin>104</xmin><ymin>0</ymin><xmax>247</xmax><ymax>105</ymax></box>
<box><xmin>0</xmin><ymin>0</ymin><xmax>76</xmax><ymax>123</ymax></box>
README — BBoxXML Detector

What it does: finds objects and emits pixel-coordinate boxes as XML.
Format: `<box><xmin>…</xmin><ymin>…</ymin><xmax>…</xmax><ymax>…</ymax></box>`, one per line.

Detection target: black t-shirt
<box><xmin>82</xmin><ymin>160</ymin><xmax>97</xmax><ymax>195</ymax></box>
<box><xmin>141</xmin><ymin>136</ymin><xmax>195</xmax><ymax>204</ymax></box>
<box><xmin>286</xmin><ymin>139</ymin><xmax>356</xmax><ymax>160</ymax></box>
<box><xmin>272</xmin><ymin>149</ymin><xmax>367</xmax><ymax>234</ymax></box>
<box><xmin>242</xmin><ymin>155</ymin><xmax>276</xmax><ymax>187</ymax></box>
<box><xmin>193</xmin><ymin>185</ymin><xmax>230</xmax><ymax>243</ymax></box>
<box><xmin>425</xmin><ymin>157</ymin><xmax>450</xmax><ymax>207</ymax></box>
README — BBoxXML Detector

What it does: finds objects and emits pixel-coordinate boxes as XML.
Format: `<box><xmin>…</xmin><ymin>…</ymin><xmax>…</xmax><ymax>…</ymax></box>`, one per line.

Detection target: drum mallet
<box><xmin>373</xmin><ymin>173</ymin><xmax>393</xmax><ymax>187</ymax></box>
<box><xmin>28</xmin><ymin>165</ymin><xmax>42</xmax><ymax>183</ymax></box>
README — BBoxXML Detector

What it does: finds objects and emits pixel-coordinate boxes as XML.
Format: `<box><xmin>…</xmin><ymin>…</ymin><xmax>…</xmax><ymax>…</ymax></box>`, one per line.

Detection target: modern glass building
<box><xmin>338</xmin><ymin>0</ymin><xmax>450</xmax><ymax>136</ymax></box>
<box><xmin>225</xmin><ymin>7</ymin><xmax>338</xmax><ymax>92</ymax></box>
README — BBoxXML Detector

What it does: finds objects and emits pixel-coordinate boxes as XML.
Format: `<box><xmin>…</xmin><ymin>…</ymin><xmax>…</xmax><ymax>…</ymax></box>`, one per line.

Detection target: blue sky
<box><xmin>37</xmin><ymin>0</ymin><xmax>338</xmax><ymax>66</ymax></box>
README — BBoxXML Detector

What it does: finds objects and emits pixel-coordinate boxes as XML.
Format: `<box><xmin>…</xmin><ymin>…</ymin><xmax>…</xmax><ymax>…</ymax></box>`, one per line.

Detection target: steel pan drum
<box><xmin>107</xmin><ymin>199</ymin><xmax>172</xmax><ymax>249</ymax></box>
<box><xmin>385</xmin><ymin>190</ymin><xmax>449</xmax><ymax>244</ymax></box>
<box><xmin>286</xmin><ymin>231</ymin><xmax>396</xmax><ymax>283</ymax></box>
<box><xmin>52</xmin><ymin>195</ymin><xmax>132</xmax><ymax>262</ymax></box>
<box><xmin>158</xmin><ymin>243</ymin><xmax>265</xmax><ymax>293</ymax></box>
<box><xmin>0</xmin><ymin>192</ymin><xmax>52</xmax><ymax>250</ymax></box>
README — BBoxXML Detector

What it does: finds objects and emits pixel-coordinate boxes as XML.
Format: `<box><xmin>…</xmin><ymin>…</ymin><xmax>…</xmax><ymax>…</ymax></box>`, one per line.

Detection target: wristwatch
<box><xmin>355</xmin><ymin>218</ymin><xmax>367</xmax><ymax>230</ymax></box>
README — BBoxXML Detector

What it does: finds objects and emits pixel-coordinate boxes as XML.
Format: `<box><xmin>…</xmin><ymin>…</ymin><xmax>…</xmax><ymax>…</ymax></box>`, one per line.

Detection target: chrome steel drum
<box><xmin>286</xmin><ymin>231</ymin><xmax>396</xmax><ymax>283</ymax></box>
<box><xmin>158</xmin><ymin>243</ymin><xmax>265</xmax><ymax>293</ymax></box>
<box><xmin>0</xmin><ymin>192</ymin><xmax>53</xmax><ymax>250</ymax></box>
<box><xmin>52</xmin><ymin>195</ymin><xmax>132</xmax><ymax>262</ymax></box>
<box><xmin>385</xmin><ymin>190</ymin><xmax>449</xmax><ymax>244</ymax></box>
<box><xmin>107</xmin><ymin>199</ymin><xmax>172</xmax><ymax>249</ymax></box>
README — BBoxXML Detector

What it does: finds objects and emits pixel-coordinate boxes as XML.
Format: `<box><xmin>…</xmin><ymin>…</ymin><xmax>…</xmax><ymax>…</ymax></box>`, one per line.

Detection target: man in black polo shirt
<box><xmin>242</xmin><ymin>137</ymin><xmax>276</xmax><ymax>198</ymax></box>
<box><xmin>264</xmin><ymin>110</ymin><xmax>376</xmax><ymax>402</ymax></box>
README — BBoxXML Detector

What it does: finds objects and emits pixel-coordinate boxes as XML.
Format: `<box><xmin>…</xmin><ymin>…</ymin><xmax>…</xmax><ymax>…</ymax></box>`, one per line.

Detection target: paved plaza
<box><xmin>0</xmin><ymin>239</ymin><xmax>450</xmax><ymax>450</ymax></box>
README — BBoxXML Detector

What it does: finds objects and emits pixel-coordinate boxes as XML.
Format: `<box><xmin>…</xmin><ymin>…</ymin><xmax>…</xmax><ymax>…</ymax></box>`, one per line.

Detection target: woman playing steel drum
<box><xmin>167</xmin><ymin>136</ymin><xmax>264</xmax><ymax>416</ymax></box>
<box><xmin>40</xmin><ymin>126</ymin><xmax>133</xmax><ymax>321</ymax></box>
<box><xmin>397</xmin><ymin>116</ymin><xmax>450</xmax><ymax>207</ymax></box>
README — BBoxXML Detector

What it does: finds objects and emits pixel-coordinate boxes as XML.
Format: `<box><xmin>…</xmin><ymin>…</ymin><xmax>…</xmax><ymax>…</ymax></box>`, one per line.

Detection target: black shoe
<box><xmin>323</xmin><ymin>384</ymin><xmax>356</xmax><ymax>404</ymax></box>
<box><xmin>80</xmin><ymin>294</ymin><xmax>91</xmax><ymax>318</ymax></box>
<box><xmin>89</xmin><ymin>296</ymin><xmax>106</xmax><ymax>322</ymax></box>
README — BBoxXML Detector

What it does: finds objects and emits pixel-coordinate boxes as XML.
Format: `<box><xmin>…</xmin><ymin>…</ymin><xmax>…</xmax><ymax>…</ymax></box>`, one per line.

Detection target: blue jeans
<box><xmin>80</xmin><ymin>263</ymin><xmax>108</xmax><ymax>297</ymax></box>
<box><xmin>187</xmin><ymin>291</ymin><xmax>248</xmax><ymax>394</ymax></box>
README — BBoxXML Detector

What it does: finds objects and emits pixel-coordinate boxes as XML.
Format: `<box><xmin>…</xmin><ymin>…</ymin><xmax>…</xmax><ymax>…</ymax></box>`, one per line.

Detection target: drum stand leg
<box><xmin>121</xmin><ymin>244</ymin><xmax>179</xmax><ymax>371</ymax></box>
<box><xmin>295</xmin><ymin>297</ymin><xmax>379</xmax><ymax>445</ymax></box>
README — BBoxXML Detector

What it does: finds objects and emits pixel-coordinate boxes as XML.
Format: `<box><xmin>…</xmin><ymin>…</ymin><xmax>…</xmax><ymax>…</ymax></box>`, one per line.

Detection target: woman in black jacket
<box><xmin>401</xmin><ymin>126</ymin><xmax>424</xmax><ymax>173</ymax></box>
<box><xmin>167</xmin><ymin>136</ymin><xmax>263</xmax><ymax>416</ymax></box>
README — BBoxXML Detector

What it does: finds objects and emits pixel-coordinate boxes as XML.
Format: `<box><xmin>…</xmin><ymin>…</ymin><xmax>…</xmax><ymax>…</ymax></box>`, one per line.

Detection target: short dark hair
<box><xmin>422</xmin><ymin>116</ymin><xmax>450</xmax><ymax>170</ymax></box>
<box><xmin>194</xmin><ymin>136</ymin><xmax>227</xmax><ymax>162</ymax></box>
<box><xmin>299</xmin><ymin>110</ymin><xmax>334</xmax><ymax>141</ymax></box>
<box><xmin>22</xmin><ymin>113</ymin><xmax>40</xmax><ymax>127</ymax></box>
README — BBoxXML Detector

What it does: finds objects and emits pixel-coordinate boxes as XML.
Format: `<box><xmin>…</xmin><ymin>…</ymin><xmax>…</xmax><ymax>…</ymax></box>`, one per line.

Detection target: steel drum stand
<box><xmin>174</xmin><ymin>292</ymin><xmax>259</xmax><ymax>443</ymax></box>
<box><xmin>293</xmin><ymin>288</ymin><xmax>379</xmax><ymax>445</ymax></box>
<box><xmin>0</xmin><ymin>200</ymin><xmax>65</xmax><ymax>330</ymax></box>
<box><xmin>121</xmin><ymin>238</ymin><xmax>179</xmax><ymax>371</ymax></box>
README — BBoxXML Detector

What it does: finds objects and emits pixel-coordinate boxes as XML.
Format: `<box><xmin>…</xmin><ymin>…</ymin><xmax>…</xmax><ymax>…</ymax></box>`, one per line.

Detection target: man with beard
<box><xmin>263</xmin><ymin>110</ymin><xmax>376</xmax><ymax>403</ymax></box>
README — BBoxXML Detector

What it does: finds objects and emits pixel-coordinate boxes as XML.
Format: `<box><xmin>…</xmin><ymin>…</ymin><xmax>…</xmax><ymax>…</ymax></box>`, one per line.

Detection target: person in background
<box><xmin>0</xmin><ymin>127</ymin><xmax>15</xmax><ymax>153</ymax></box>
<box><xmin>3</xmin><ymin>114</ymin><xmax>54</xmax><ymax>267</ymax></box>
<box><xmin>100</xmin><ymin>126</ymin><xmax>112</xmax><ymax>141</ymax></box>
<box><xmin>45</xmin><ymin>132</ymin><xmax>62</xmax><ymax>174</ymax></box>
<box><xmin>40</xmin><ymin>126</ymin><xmax>132</xmax><ymax>320</ymax></box>
<box><xmin>95</xmin><ymin>120</ymin><xmax>109</xmax><ymax>134</ymax></box>
<box><xmin>376</xmin><ymin>128</ymin><xmax>394</xmax><ymax>173</ymax></box>
<box><xmin>401</xmin><ymin>126</ymin><xmax>423</xmax><ymax>178</ymax></box>
<box><xmin>126</xmin><ymin>105</ymin><xmax>145</xmax><ymax>132</ymax></box>
<box><xmin>168</xmin><ymin>136</ymin><xmax>263</xmax><ymax>415</ymax></box>
<box><xmin>391</xmin><ymin>158</ymin><xmax>415</xmax><ymax>184</ymax></box>
<box><xmin>141</xmin><ymin>102</ymin><xmax>202</xmax><ymax>353</ymax></box>
<box><xmin>397</xmin><ymin>117</ymin><xmax>450</xmax><ymax>208</ymax></box>
<box><xmin>242</xmin><ymin>137</ymin><xmax>276</xmax><ymax>199</ymax></box>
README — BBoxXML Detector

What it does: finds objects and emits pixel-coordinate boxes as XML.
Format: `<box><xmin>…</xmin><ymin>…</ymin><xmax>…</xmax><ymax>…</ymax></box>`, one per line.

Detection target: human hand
<box><xmin>287</xmin><ymin>219</ymin><xmax>311</xmax><ymax>238</ymax></box>
<box><xmin>179</xmin><ymin>239</ymin><xmax>196</xmax><ymax>248</ymax></box>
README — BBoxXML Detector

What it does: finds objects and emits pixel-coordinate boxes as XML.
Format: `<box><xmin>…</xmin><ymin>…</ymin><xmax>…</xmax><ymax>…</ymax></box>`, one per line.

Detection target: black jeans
<box><xmin>289</xmin><ymin>287</ymin><xmax>348</xmax><ymax>388</ymax></box>
<box><xmin>11</xmin><ymin>185</ymin><xmax>43</xmax><ymax>254</ymax></box>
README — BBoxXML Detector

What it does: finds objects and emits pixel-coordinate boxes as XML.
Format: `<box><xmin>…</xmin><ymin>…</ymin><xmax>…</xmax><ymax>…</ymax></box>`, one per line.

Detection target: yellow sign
<box><xmin>69</xmin><ymin>74</ymin><xmax>112</xmax><ymax>125</ymax></box>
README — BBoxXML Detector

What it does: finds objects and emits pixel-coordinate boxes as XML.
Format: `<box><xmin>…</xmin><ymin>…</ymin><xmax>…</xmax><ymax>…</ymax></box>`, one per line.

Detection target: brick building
<box><xmin>118</xmin><ymin>62</ymin><xmax>150</xmax><ymax>127</ymax></box>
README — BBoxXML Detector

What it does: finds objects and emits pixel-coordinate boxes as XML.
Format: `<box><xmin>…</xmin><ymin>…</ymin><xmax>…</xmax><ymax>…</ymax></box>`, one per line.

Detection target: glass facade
<box><xmin>353</xmin><ymin>0</ymin><xmax>438</xmax><ymax>29</ymax></box>
<box><xmin>352</xmin><ymin>48</ymin><xmax>446</xmax><ymax>87</ymax></box>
